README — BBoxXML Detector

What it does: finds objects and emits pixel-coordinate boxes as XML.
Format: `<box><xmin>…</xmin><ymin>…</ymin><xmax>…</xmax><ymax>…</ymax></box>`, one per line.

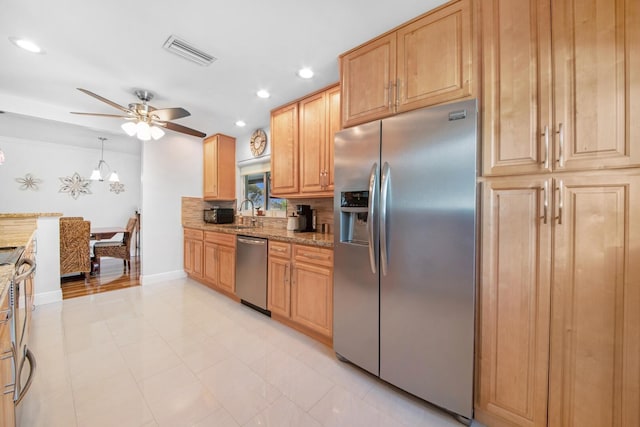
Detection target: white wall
<box><xmin>0</xmin><ymin>136</ymin><xmax>141</xmax><ymax>225</ymax></box>
<box><xmin>139</xmin><ymin>133</ymin><xmax>202</xmax><ymax>283</ymax></box>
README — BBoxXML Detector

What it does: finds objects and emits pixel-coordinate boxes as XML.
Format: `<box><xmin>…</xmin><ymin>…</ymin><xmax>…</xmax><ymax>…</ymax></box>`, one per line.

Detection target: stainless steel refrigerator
<box><xmin>333</xmin><ymin>99</ymin><xmax>477</xmax><ymax>421</ymax></box>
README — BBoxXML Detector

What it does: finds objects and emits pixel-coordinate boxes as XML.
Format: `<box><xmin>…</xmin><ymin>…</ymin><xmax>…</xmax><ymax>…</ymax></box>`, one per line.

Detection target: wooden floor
<box><xmin>61</xmin><ymin>256</ymin><xmax>140</xmax><ymax>300</ymax></box>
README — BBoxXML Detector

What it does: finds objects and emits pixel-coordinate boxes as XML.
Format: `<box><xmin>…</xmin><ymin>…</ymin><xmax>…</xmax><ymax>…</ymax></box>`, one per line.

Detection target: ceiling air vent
<box><xmin>162</xmin><ymin>35</ymin><xmax>217</xmax><ymax>66</ymax></box>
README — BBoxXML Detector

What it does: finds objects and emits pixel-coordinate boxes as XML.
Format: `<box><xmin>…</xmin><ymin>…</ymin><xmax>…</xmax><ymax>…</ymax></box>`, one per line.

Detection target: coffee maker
<box><xmin>295</xmin><ymin>204</ymin><xmax>315</xmax><ymax>232</ymax></box>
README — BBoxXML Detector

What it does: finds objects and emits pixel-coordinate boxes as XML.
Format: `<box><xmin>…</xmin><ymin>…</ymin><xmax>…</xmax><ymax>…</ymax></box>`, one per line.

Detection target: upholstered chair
<box><xmin>59</xmin><ymin>217</ymin><xmax>91</xmax><ymax>276</ymax></box>
<box><xmin>93</xmin><ymin>217</ymin><xmax>137</xmax><ymax>270</ymax></box>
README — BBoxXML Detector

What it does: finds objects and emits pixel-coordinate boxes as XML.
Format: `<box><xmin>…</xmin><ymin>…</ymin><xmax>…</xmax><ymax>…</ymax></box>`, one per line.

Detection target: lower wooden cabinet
<box><xmin>268</xmin><ymin>241</ymin><xmax>292</xmax><ymax>318</ymax></box>
<box><xmin>183</xmin><ymin>228</ymin><xmax>203</xmax><ymax>279</ymax></box>
<box><xmin>203</xmin><ymin>231</ymin><xmax>236</xmax><ymax>295</ymax></box>
<box><xmin>1</xmin><ymin>291</ymin><xmax>15</xmax><ymax>427</ymax></box>
<box><xmin>268</xmin><ymin>242</ymin><xmax>334</xmax><ymax>341</ymax></box>
<box><xmin>476</xmin><ymin>171</ymin><xmax>640</xmax><ymax>427</ymax></box>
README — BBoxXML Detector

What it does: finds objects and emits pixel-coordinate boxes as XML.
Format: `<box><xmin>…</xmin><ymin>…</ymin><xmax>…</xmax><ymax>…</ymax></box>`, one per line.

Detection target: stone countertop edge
<box><xmin>0</xmin><ymin>212</ymin><xmax>63</xmax><ymax>218</ymax></box>
<box><xmin>183</xmin><ymin>222</ymin><xmax>334</xmax><ymax>248</ymax></box>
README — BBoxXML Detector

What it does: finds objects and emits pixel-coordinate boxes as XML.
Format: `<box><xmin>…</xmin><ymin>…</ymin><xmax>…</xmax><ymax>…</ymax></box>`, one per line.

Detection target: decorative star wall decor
<box><xmin>16</xmin><ymin>173</ymin><xmax>42</xmax><ymax>191</ymax></box>
<box><xmin>109</xmin><ymin>181</ymin><xmax>125</xmax><ymax>194</ymax></box>
<box><xmin>59</xmin><ymin>172</ymin><xmax>92</xmax><ymax>199</ymax></box>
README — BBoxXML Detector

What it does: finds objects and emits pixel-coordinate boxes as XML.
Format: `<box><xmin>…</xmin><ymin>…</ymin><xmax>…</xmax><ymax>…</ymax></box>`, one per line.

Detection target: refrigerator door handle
<box><xmin>367</xmin><ymin>163</ymin><xmax>379</xmax><ymax>274</ymax></box>
<box><xmin>380</xmin><ymin>162</ymin><xmax>391</xmax><ymax>276</ymax></box>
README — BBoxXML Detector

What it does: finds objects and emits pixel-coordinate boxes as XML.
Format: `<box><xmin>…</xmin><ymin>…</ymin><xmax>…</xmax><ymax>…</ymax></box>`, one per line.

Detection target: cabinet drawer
<box><xmin>293</xmin><ymin>244</ymin><xmax>333</xmax><ymax>267</ymax></box>
<box><xmin>184</xmin><ymin>228</ymin><xmax>203</xmax><ymax>240</ymax></box>
<box><xmin>204</xmin><ymin>231</ymin><xmax>236</xmax><ymax>247</ymax></box>
<box><xmin>269</xmin><ymin>241</ymin><xmax>291</xmax><ymax>258</ymax></box>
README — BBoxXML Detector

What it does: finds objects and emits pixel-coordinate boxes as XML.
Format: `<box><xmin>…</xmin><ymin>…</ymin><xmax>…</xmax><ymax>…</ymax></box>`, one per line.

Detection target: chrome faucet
<box><xmin>239</xmin><ymin>199</ymin><xmax>256</xmax><ymax>226</ymax></box>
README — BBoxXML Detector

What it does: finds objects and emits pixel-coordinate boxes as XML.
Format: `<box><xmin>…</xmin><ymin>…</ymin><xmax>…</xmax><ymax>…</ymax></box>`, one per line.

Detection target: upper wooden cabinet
<box><xmin>340</xmin><ymin>33</ymin><xmax>396</xmax><ymax>127</ymax></box>
<box><xmin>482</xmin><ymin>0</ymin><xmax>640</xmax><ymax>176</ymax></box>
<box><xmin>340</xmin><ymin>0</ymin><xmax>474</xmax><ymax>128</ymax></box>
<box><xmin>271</xmin><ymin>83</ymin><xmax>339</xmax><ymax>198</ymax></box>
<box><xmin>270</xmin><ymin>103</ymin><xmax>299</xmax><ymax>196</ymax></box>
<box><xmin>203</xmin><ymin>133</ymin><xmax>236</xmax><ymax>200</ymax></box>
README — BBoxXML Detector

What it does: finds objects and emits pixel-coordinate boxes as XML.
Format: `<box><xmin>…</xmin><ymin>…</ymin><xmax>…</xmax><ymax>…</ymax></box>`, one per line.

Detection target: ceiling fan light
<box><xmin>108</xmin><ymin>171</ymin><xmax>119</xmax><ymax>182</ymax></box>
<box><xmin>150</xmin><ymin>126</ymin><xmax>165</xmax><ymax>140</ymax></box>
<box><xmin>136</xmin><ymin>121</ymin><xmax>151</xmax><ymax>141</ymax></box>
<box><xmin>121</xmin><ymin>121</ymin><xmax>137</xmax><ymax>136</ymax></box>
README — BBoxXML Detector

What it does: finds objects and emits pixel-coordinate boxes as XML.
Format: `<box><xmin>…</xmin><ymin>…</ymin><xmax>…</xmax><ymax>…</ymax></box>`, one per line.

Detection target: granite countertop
<box><xmin>183</xmin><ymin>222</ymin><xmax>334</xmax><ymax>248</ymax></box>
<box><xmin>0</xmin><ymin>214</ymin><xmax>44</xmax><ymax>297</ymax></box>
<box><xmin>0</xmin><ymin>212</ymin><xmax>63</xmax><ymax>218</ymax></box>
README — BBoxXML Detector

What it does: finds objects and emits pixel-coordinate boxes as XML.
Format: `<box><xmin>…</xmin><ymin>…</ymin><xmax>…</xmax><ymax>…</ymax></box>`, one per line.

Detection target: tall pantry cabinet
<box><xmin>476</xmin><ymin>1</ymin><xmax>640</xmax><ymax>427</ymax></box>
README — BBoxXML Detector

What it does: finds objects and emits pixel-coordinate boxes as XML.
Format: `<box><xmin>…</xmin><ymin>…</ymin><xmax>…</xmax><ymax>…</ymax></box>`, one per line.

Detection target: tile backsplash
<box><xmin>182</xmin><ymin>196</ymin><xmax>334</xmax><ymax>231</ymax></box>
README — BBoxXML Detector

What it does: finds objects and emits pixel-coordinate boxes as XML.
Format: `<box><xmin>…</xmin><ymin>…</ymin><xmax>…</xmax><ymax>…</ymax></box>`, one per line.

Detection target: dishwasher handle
<box><xmin>237</xmin><ymin>237</ymin><xmax>267</xmax><ymax>245</ymax></box>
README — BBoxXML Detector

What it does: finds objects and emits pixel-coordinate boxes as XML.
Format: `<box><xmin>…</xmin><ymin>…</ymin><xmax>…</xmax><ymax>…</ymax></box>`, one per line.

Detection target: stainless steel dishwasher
<box><xmin>235</xmin><ymin>235</ymin><xmax>270</xmax><ymax>315</ymax></box>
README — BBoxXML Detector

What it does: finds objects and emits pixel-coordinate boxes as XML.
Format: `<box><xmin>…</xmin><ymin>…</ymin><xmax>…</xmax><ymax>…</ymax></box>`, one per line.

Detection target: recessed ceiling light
<box><xmin>9</xmin><ymin>37</ymin><xmax>44</xmax><ymax>54</ymax></box>
<box><xmin>297</xmin><ymin>67</ymin><xmax>314</xmax><ymax>79</ymax></box>
<box><xmin>256</xmin><ymin>90</ymin><xmax>270</xmax><ymax>99</ymax></box>
<box><xmin>235</xmin><ymin>120</ymin><xmax>246</xmax><ymax>127</ymax></box>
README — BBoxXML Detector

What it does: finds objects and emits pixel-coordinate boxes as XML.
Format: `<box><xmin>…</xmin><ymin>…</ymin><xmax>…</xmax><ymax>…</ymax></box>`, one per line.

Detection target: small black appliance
<box><xmin>295</xmin><ymin>204</ymin><xmax>315</xmax><ymax>232</ymax></box>
<box><xmin>203</xmin><ymin>208</ymin><xmax>235</xmax><ymax>224</ymax></box>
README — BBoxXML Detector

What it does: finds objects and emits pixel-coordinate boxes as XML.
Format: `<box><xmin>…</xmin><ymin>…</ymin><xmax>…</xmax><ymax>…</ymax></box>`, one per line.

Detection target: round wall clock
<box><xmin>250</xmin><ymin>129</ymin><xmax>267</xmax><ymax>157</ymax></box>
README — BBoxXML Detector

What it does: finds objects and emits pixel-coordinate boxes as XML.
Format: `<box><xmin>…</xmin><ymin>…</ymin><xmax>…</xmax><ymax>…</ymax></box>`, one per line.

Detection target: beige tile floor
<box><xmin>19</xmin><ymin>277</ymin><xmax>473</xmax><ymax>427</ymax></box>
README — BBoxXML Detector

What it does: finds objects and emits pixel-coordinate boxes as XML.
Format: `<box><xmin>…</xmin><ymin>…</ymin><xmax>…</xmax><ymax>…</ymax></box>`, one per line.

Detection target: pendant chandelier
<box><xmin>90</xmin><ymin>137</ymin><xmax>119</xmax><ymax>182</ymax></box>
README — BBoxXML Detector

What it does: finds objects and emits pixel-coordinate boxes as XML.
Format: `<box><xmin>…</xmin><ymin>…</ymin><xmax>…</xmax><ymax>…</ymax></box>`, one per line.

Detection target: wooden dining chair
<box><xmin>93</xmin><ymin>217</ymin><xmax>137</xmax><ymax>271</ymax></box>
<box><xmin>59</xmin><ymin>217</ymin><xmax>91</xmax><ymax>277</ymax></box>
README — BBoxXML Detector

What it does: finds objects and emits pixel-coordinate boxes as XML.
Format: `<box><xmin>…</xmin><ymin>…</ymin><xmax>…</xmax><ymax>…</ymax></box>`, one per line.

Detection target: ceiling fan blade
<box><xmin>77</xmin><ymin>88</ymin><xmax>131</xmax><ymax>114</ymax></box>
<box><xmin>151</xmin><ymin>107</ymin><xmax>191</xmax><ymax>121</ymax></box>
<box><xmin>70</xmin><ymin>112</ymin><xmax>130</xmax><ymax>118</ymax></box>
<box><xmin>158</xmin><ymin>121</ymin><xmax>206</xmax><ymax>138</ymax></box>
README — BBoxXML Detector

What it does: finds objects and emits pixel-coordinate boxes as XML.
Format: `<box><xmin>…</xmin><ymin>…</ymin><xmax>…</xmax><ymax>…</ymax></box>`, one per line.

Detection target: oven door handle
<box><xmin>14</xmin><ymin>347</ymin><xmax>36</xmax><ymax>405</ymax></box>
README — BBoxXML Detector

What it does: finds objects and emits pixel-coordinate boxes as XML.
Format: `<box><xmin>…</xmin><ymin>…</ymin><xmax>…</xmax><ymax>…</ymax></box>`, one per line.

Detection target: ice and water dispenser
<box><xmin>339</xmin><ymin>191</ymin><xmax>369</xmax><ymax>245</ymax></box>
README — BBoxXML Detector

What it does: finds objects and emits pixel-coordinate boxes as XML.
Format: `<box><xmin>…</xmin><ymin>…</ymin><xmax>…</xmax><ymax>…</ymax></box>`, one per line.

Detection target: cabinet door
<box><xmin>396</xmin><ymin>0</ymin><xmax>474</xmax><ymax>113</ymax></box>
<box><xmin>476</xmin><ymin>178</ymin><xmax>552</xmax><ymax>427</ymax></box>
<box><xmin>549</xmin><ymin>173</ymin><xmax>640</xmax><ymax>427</ymax></box>
<box><xmin>203</xmin><ymin>242</ymin><xmax>218</xmax><ymax>287</ymax></box>
<box><xmin>299</xmin><ymin>91</ymin><xmax>326</xmax><ymax>194</ymax></box>
<box><xmin>270</xmin><ymin>103</ymin><xmax>299</xmax><ymax>195</ymax></box>
<box><xmin>325</xmin><ymin>85</ymin><xmax>340</xmax><ymax>191</ymax></box>
<box><xmin>203</xmin><ymin>134</ymin><xmax>236</xmax><ymax>201</ymax></box>
<box><xmin>203</xmin><ymin>135</ymin><xmax>219</xmax><ymax>199</ymax></box>
<box><xmin>217</xmin><ymin>245</ymin><xmax>236</xmax><ymax>294</ymax></box>
<box><xmin>552</xmin><ymin>0</ymin><xmax>640</xmax><ymax>171</ymax></box>
<box><xmin>481</xmin><ymin>0</ymin><xmax>553</xmax><ymax>176</ymax></box>
<box><xmin>291</xmin><ymin>262</ymin><xmax>333</xmax><ymax>338</ymax></box>
<box><xmin>268</xmin><ymin>256</ymin><xmax>290</xmax><ymax>318</ymax></box>
<box><xmin>184</xmin><ymin>239</ymin><xmax>193</xmax><ymax>274</ymax></box>
<box><xmin>184</xmin><ymin>239</ymin><xmax>204</xmax><ymax>279</ymax></box>
<box><xmin>191</xmin><ymin>239</ymin><xmax>203</xmax><ymax>279</ymax></box>
<box><xmin>216</xmin><ymin>134</ymin><xmax>237</xmax><ymax>200</ymax></box>
<box><xmin>340</xmin><ymin>33</ymin><xmax>396</xmax><ymax>128</ymax></box>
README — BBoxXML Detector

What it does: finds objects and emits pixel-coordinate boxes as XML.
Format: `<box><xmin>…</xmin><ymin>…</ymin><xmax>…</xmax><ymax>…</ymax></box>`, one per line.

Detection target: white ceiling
<box><xmin>0</xmin><ymin>0</ymin><xmax>446</xmax><ymax>153</ymax></box>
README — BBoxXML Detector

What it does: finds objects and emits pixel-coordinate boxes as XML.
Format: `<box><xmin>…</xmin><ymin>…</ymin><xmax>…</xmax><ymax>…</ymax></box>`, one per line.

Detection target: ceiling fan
<box><xmin>71</xmin><ymin>88</ymin><xmax>206</xmax><ymax>140</ymax></box>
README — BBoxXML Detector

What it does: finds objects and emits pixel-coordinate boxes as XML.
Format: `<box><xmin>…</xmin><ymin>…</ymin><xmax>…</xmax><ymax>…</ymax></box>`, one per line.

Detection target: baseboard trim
<box><xmin>140</xmin><ymin>270</ymin><xmax>187</xmax><ymax>285</ymax></box>
<box><xmin>34</xmin><ymin>289</ymin><xmax>63</xmax><ymax>305</ymax></box>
